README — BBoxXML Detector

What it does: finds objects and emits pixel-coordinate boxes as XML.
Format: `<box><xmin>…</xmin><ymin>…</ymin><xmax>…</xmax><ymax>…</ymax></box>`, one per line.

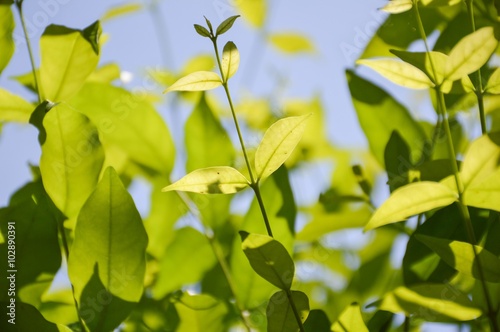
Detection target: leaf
<box><xmin>331</xmin><ymin>303</ymin><xmax>368</xmax><ymax>332</ymax></box>
<box><xmin>485</xmin><ymin>67</ymin><xmax>500</xmax><ymax>94</ymax></box>
<box><xmin>216</xmin><ymin>15</ymin><xmax>240</xmax><ymax>36</ymax></box>
<box><xmin>380</xmin><ymin>0</ymin><xmax>413</xmax><ymax>14</ymax></box>
<box><xmin>391</xmin><ymin>49</ymin><xmax>449</xmax><ymax>85</ymax></box>
<box><xmin>416</xmin><ymin>234</ymin><xmax>500</xmax><ymax>282</ymax></box>
<box><xmin>39</xmin><ymin>103</ymin><xmax>104</xmax><ymax>222</ymax></box>
<box><xmin>420</xmin><ymin>0</ymin><xmax>462</xmax><ymax>6</ymax></box>
<box><xmin>379</xmin><ymin>284</ymin><xmax>482</xmax><ymax>321</ymax></box>
<box><xmin>268</xmin><ymin>33</ymin><xmax>315</xmax><ymax>54</ymax></box>
<box><xmin>162</xmin><ymin>166</ymin><xmax>249</xmax><ymax>194</ymax></box>
<box><xmin>357</xmin><ymin>59</ymin><xmax>435</xmax><ymax>89</ymax></box>
<box><xmin>234</xmin><ymin>0</ymin><xmax>266</xmax><ymax>28</ymax></box>
<box><xmin>304</xmin><ymin>309</ymin><xmax>331</xmax><ymax>332</ymax></box>
<box><xmin>194</xmin><ymin>24</ymin><xmax>211</xmax><ymax>38</ymax></box>
<box><xmin>101</xmin><ymin>3</ymin><xmax>142</xmax><ymax>22</ymax></box>
<box><xmin>40</xmin><ymin>23</ymin><xmax>100</xmax><ymax>101</ymax></box>
<box><xmin>384</xmin><ymin>130</ymin><xmax>411</xmax><ymax>192</ymax></box>
<box><xmin>68</xmin><ymin>167</ymin><xmax>147</xmax><ymax>331</ymax></box>
<box><xmin>255</xmin><ymin>114</ymin><xmax>310</xmax><ymax>181</ymax></box>
<box><xmin>87</xmin><ymin>63</ymin><xmax>121</xmax><ymax>83</ymax></box>
<box><xmin>0</xmin><ymin>88</ymin><xmax>33</xmax><ymax>123</ymax></box>
<box><xmin>365</xmin><ymin>182</ymin><xmax>458</xmax><ymax>230</ymax></box>
<box><xmin>175</xmin><ymin>293</ymin><xmax>228</xmax><ymax>332</ymax></box>
<box><xmin>446</xmin><ymin>27</ymin><xmax>498</xmax><ymax>81</ymax></box>
<box><xmin>0</xmin><ymin>5</ymin><xmax>14</xmax><ymax>74</ymax></box>
<box><xmin>240</xmin><ymin>232</ymin><xmax>295</xmax><ymax>290</ymax></box>
<box><xmin>163</xmin><ymin>71</ymin><xmax>222</xmax><ymax>93</ymax></box>
<box><xmin>1</xmin><ymin>302</ymin><xmax>72</xmax><ymax>331</ymax></box>
<box><xmin>152</xmin><ymin>228</ymin><xmax>217</xmax><ymax>299</ymax></box>
<box><xmin>221</xmin><ymin>41</ymin><xmax>240</xmax><ymax>81</ymax></box>
<box><xmin>267</xmin><ymin>290</ymin><xmax>309</xmax><ymax>332</ymax></box>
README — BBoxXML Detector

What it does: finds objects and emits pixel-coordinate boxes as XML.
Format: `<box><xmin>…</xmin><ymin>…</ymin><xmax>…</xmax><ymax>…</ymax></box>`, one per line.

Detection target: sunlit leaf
<box><xmin>269</xmin><ymin>33</ymin><xmax>315</xmax><ymax>54</ymax></box>
<box><xmin>162</xmin><ymin>166</ymin><xmax>249</xmax><ymax>194</ymax></box>
<box><xmin>357</xmin><ymin>59</ymin><xmax>435</xmax><ymax>89</ymax></box>
<box><xmin>234</xmin><ymin>0</ymin><xmax>266</xmax><ymax>28</ymax></box>
<box><xmin>0</xmin><ymin>5</ymin><xmax>14</xmax><ymax>74</ymax></box>
<box><xmin>175</xmin><ymin>293</ymin><xmax>228</xmax><ymax>332</ymax></box>
<box><xmin>485</xmin><ymin>67</ymin><xmax>500</xmax><ymax>94</ymax></box>
<box><xmin>331</xmin><ymin>303</ymin><xmax>368</xmax><ymax>332</ymax></box>
<box><xmin>240</xmin><ymin>231</ymin><xmax>295</xmax><ymax>290</ymax></box>
<box><xmin>365</xmin><ymin>182</ymin><xmax>458</xmax><ymax>230</ymax></box>
<box><xmin>0</xmin><ymin>88</ymin><xmax>33</xmax><ymax>123</ymax></box>
<box><xmin>164</xmin><ymin>71</ymin><xmax>222</xmax><ymax>93</ymax></box>
<box><xmin>391</xmin><ymin>49</ymin><xmax>449</xmax><ymax>85</ymax></box>
<box><xmin>380</xmin><ymin>0</ymin><xmax>413</xmax><ymax>14</ymax></box>
<box><xmin>87</xmin><ymin>63</ymin><xmax>121</xmax><ymax>83</ymax></box>
<box><xmin>216</xmin><ymin>15</ymin><xmax>240</xmax><ymax>36</ymax></box>
<box><xmin>255</xmin><ymin>114</ymin><xmax>310</xmax><ymax>182</ymax></box>
<box><xmin>181</xmin><ymin>54</ymin><xmax>216</xmax><ymax>76</ymax></box>
<box><xmin>267</xmin><ymin>290</ymin><xmax>309</xmax><ymax>332</ymax></box>
<box><xmin>68</xmin><ymin>167</ymin><xmax>148</xmax><ymax>331</ymax></box>
<box><xmin>416</xmin><ymin>234</ymin><xmax>500</xmax><ymax>283</ymax></box>
<box><xmin>101</xmin><ymin>3</ymin><xmax>142</xmax><ymax>22</ymax></box>
<box><xmin>446</xmin><ymin>27</ymin><xmax>498</xmax><ymax>81</ymax></box>
<box><xmin>40</xmin><ymin>23</ymin><xmax>100</xmax><ymax>101</ymax></box>
<box><xmin>420</xmin><ymin>0</ymin><xmax>462</xmax><ymax>6</ymax></box>
<box><xmin>221</xmin><ymin>41</ymin><xmax>239</xmax><ymax>81</ymax></box>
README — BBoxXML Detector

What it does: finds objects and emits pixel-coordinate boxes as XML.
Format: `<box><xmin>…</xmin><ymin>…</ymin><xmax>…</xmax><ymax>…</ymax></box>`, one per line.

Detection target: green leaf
<box><xmin>384</xmin><ymin>130</ymin><xmax>411</xmax><ymax>192</ymax></box>
<box><xmin>0</xmin><ymin>88</ymin><xmax>33</xmax><ymax>123</ymax></box>
<box><xmin>380</xmin><ymin>0</ymin><xmax>413</xmax><ymax>14</ymax></box>
<box><xmin>365</xmin><ymin>181</ymin><xmax>458</xmax><ymax>230</ymax></box>
<box><xmin>87</xmin><ymin>63</ymin><xmax>121</xmax><ymax>83</ymax></box>
<box><xmin>416</xmin><ymin>234</ymin><xmax>500</xmax><ymax>282</ymax></box>
<box><xmin>446</xmin><ymin>27</ymin><xmax>498</xmax><ymax>81</ymax></box>
<box><xmin>204</xmin><ymin>16</ymin><xmax>214</xmax><ymax>34</ymax></box>
<box><xmin>101</xmin><ymin>3</ymin><xmax>142</xmax><ymax>22</ymax></box>
<box><xmin>0</xmin><ymin>5</ymin><xmax>14</xmax><ymax>74</ymax></box>
<box><xmin>235</xmin><ymin>0</ymin><xmax>266</xmax><ymax>28</ymax></box>
<box><xmin>194</xmin><ymin>24</ymin><xmax>211</xmax><ymax>38</ymax></box>
<box><xmin>164</xmin><ymin>71</ymin><xmax>222</xmax><ymax>93</ymax></box>
<box><xmin>0</xmin><ymin>302</ymin><xmax>72</xmax><ymax>331</ymax></box>
<box><xmin>357</xmin><ymin>59</ymin><xmax>435</xmax><ymax>89</ymax></box>
<box><xmin>153</xmin><ymin>228</ymin><xmax>217</xmax><ymax>298</ymax></box>
<box><xmin>331</xmin><ymin>303</ymin><xmax>368</xmax><ymax>332</ymax></box>
<box><xmin>255</xmin><ymin>114</ymin><xmax>310</xmax><ymax>181</ymax></box>
<box><xmin>420</xmin><ymin>0</ymin><xmax>462</xmax><ymax>6</ymax></box>
<box><xmin>175</xmin><ymin>293</ymin><xmax>228</xmax><ymax>332</ymax></box>
<box><xmin>267</xmin><ymin>290</ymin><xmax>309</xmax><ymax>332</ymax></box>
<box><xmin>39</xmin><ymin>103</ymin><xmax>104</xmax><ymax>222</ymax></box>
<box><xmin>216</xmin><ymin>15</ymin><xmax>240</xmax><ymax>36</ymax></box>
<box><xmin>240</xmin><ymin>232</ymin><xmax>295</xmax><ymax>290</ymax></box>
<box><xmin>303</xmin><ymin>309</ymin><xmax>331</xmax><ymax>332</ymax></box>
<box><xmin>221</xmin><ymin>41</ymin><xmax>240</xmax><ymax>81</ymax></box>
<box><xmin>40</xmin><ymin>24</ymin><xmax>100</xmax><ymax>101</ymax></box>
<box><xmin>162</xmin><ymin>166</ymin><xmax>249</xmax><ymax>194</ymax></box>
<box><xmin>379</xmin><ymin>284</ymin><xmax>482</xmax><ymax>321</ymax></box>
<box><xmin>68</xmin><ymin>167</ymin><xmax>147</xmax><ymax>331</ymax></box>
<box><xmin>485</xmin><ymin>67</ymin><xmax>500</xmax><ymax>94</ymax></box>
<box><xmin>391</xmin><ymin>49</ymin><xmax>449</xmax><ymax>85</ymax></box>
<box><xmin>268</xmin><ymin>33</ymin><xmax>315</xmax><ymax>54</ymax></box>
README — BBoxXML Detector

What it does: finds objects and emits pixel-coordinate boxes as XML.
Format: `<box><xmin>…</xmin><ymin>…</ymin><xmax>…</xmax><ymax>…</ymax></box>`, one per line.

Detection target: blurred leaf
<box><xmin>0</xmin><ymin>302</ymin><xmax>72</xmax><ymax>331</ymax></box>
<box><xmin>485</xmin><ymin>67</ymin><xmax>500</xmax><ymax>94</ymax></box>
<box><xmin>181</xmin><ymin>54</ymin><xmax>216</xmax><ymax>75</ymax></box>
<box><xmin>11</xmin><ymin>69</ymin><xmax>39</xmax><ymax>93</ymax></box>
<box><xmin>0</xmin><ymin>88</ymin><xmax>33</xmax><ymax>123</ymax></box>
<box><xmin>255</xmin><ymin>114</ymin><xmax>310</xmax><ymax>182</ymax></box>
<box><xmin>39</xmin><ymin>103</ymin><xmax>104</xmax><ymax>222</ymax></box>
<box><xmin>40</xmin><ymin>23</ymin><xmax>100</xmax><ymax>101</ymax></box>
<box><xmin>216</xmin><ymin>15</ymin><xmax>240</xmax><ymax>36</ymax></box>
<box><xmin>267</xmin><ymin>290</ymin><xmax>309</xmax><ymax>332</ymax></box>
<box><xmin>240</xmin><ymin>231</ymin><xmax>295</xmax><ymax>290</ymax></box>
<box><xmin>162</xmin><ymin>166</ymin><xmax>249</xmax><ymax>194</ymax></box>
<box><xmin>416</xmin><ymin>234</ymin><xmax>500</xmax><ymax>282</ymax></box>
<box><xmin>304</xmin><ymin>309</ymin><xmax>331</xmax><ymax>332</ymax></box>
<box><xmin>331</xmin><ymin>303</ymin><xmax>368</xmax><ymax>332</ymax></box>
<box><xmin>68</xmin><ymin>167</ymin><xmax>148</xmax><ymax>331</ymax></box>
<box><xmin>380</xmin><ymin>0</ymin><xmax>412</xmax><ymax>14</ymax></box>
<box><xmin>164</xmin><ymin>71</ymin><xmax>222</xmax><ymax>93</ymax></box>
<box><xmin>0</xmin><ymin>5</ymin><xmax>14</xmax><ymax>74</ymax></box>
<box><xmin>221</xmin><ymin>41</ymin><xmax>240</xmax><ymax>81</ymax></box>
<box><xmin>101</xmin><ymin>3</ymin><xmax>142</xmax><ymax>22</ymax></box>
<box><xmin>365</xmin><ymin>182</ymin><xmax>458</xmax><ymax>230</ymax></box>
<box><xmin>87</xmin><ymin>63</ymin><xmax>120</xmax><ymax>83</ymax></box>
<box><xmin>175</xmin><ymin>293</ymin><xmax>228</xmax><ymax>332</ymax></box>
<box><xmin>384</xmin><ymin>130</ymin><xmax>411</xmax><ymax>192</ymax></box>
<box><xmin>269</xmin><ymin>33</ymin><xmax>315</xmax><ymax>54</ymax></box>
<box><xmin>235</xmin><ymin>0</ymin><xmax>266</xmax><ymax>28</ymax></box>
<box><xmin>420</xmin><ymin>0</ymin><xmax>461</xmax><ymax>6</ymax></box>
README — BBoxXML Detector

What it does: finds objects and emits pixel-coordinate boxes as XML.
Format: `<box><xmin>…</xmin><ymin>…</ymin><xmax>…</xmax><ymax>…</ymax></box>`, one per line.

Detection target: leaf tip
<box><xmin>238</xmin><ymin>230</ymin><xmax>250</xmax><ymax>242</ymax></box>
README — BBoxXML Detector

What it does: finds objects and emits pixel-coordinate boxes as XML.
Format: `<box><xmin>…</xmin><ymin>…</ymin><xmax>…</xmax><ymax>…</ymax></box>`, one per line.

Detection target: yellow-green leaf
<box><xmin>446</xmin><ymin>27</ymin><xmax>498</xmax><ymax>81</ymax></box>
<box><xmin>380</xmin><ymin>0</ymin><xmax>413</xmax><ymax>14</ymax></box>
<box><xmin>269</xmin><ymin>32</ymin><xmax>315</xmax><ymax>54</ymax></box>
<box><xmin>101</xmin><ymin>3</ymin><xmax>142</xmax><ymax>22</ymax></box>
<box><xmin>162</xmin><ymin>166</ymin><xmax>249</xmax><ymax>194</ymax></box>
<box><xmin>357</xmin><ymin>59</ymin><xmax>435</xmax><ymax>89</ymax></box>
<box><xmin>331</xmin><ymin>303</ymin><xmax>368</xmax><ymax>332</ymax></box>
<box><xmin>221</xmin><ymin>41</ymin><xmax>239</xmax><ymax>81</ymax></box>
<box><xmin>485</xmin><ymin>67</ymin><xmax>500</xmax><ymax>94</ymax></box>
<box><xmin>163</xmin><ymin>71</ymin><xmax>222</xmax><ymax>93</ymax></box>
<box><xmin>0</xmin><ymin>88</ymin><xmax>33</xmax><ymax>123</ymax></box>
<box><xmin>255</xmin><ymin>114</ymin><xmax>310</xmax><ymax>182</ymax></box>
<box><xmin>0</xmin><ymin>5</ymin><xmax>14</xmax><ymax>74</ymax></box>
<box><xmin>420</xmin><ymin>0</ymin><xmax>462</xmax><ymax>6</ymax></box>
<box><xmin>234</xmin><ymin>0</ymin><xmax>266</xmax><ymax>28</ymax></box>
<box><xmin>365</xmin><ymin>182</ymin><xmax>458</xmax><ymax>230</ymax></box>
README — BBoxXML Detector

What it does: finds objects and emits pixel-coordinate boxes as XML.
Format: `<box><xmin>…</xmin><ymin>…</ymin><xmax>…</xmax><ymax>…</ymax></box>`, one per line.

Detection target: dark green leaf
<box><xmin>82</xmin><ymin>20</ymin><xmax>101</xmax><ymax>55</ymax></box>
<box><xmin>204</xmin><ymin>16</ymin><xmax>213</xmax><ymax>34</ymax></box>
<box><xmin>384</xmin><ymin>130</ymin><xmax>411</xmax><ymax>192</ymax></box>
<box><xmin>216</xmin><ymin>15</ymin><xmax>240</xmax><ymax>36</ymax></box>
<box><xmin>0</xmin><ymin>302</ymin><xmax>71</xmax><ymax>331</ymax></box>
<box><xmin>194</xmin><ymin>24</ymin><xmax>211</xmax><ymax>38</ymax></box>
<box><xmin>303</xmin><ymin>309</ymin><xmax>330</xmax><ymax>332</ymax></box>
<box><xmin>267</xmin><ymin>290</ymin><xmax>309</xmax><ymax>332</ymax></box>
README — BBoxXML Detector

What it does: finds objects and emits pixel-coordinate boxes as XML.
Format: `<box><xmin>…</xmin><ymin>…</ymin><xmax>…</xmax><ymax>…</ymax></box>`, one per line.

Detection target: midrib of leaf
<box><xmin>52</xmin><ymin>34</ymin><xmax>79</xmax><ymax>101</ymax></box>
<box><xmin>446</xmin><ymin>39</ymin><xmax>491</xmax><ymax>81</ymax></box>
<box><xmin>256</xmin><ymin>249</ymin><xmax>287</xmax><ymax>290</ymax></box>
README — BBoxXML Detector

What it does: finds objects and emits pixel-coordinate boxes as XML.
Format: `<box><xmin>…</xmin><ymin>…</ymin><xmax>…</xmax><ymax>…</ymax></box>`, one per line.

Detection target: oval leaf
<box><xmin>194</xmin><ymin>24</ymin><xmax>211</xmax><ymax>38</ymax></box>
<box><xmin>485</xmin><ymin>67</ymin><xmax>500</xmax><ymax>94</ymax></box>
<box><xmin>357</xmin><ymin>59</ymin><xmax>435</xmax><ymax>89</ymax></box>
<box><xmin>240</xmin><ymin>231</ymin><xmax>295</xmax><ymax>290</ymax></box>
<box><xmin>267</xmin><ymin>290</ymin><xmax>309</xmax><ymax>332</ymax></box>
<box><xmin>331</xmin><ymin>303</ymin><xmax>368</xmax><ymax>332</ymax></box>
<box><xmin>255</xmin><ymin>114</ymin><xmax>310</xmax><ymax>182</ymax></box>
<box><xmin>391</xmin><ymin>50</ymin><xmax>449</xmax><ymax>85</ymax></box>
<box><xmin>269</xmin><ymin>32</ymin><xmax>315</xmax><ymax>54</ymax></box>
<box><xmin>446</xmin><ymin>27</ymin><xmax>498</xmax><ymax>81</ymax></box>
<box><xmin>380</xmin><ymin>0</ymin><xmax>413</xmax><ymax>14</ymax></box>
<box><xmin>162</xmin><ymin>166</ymin><xmax>249</xmax><ymax>194</ymax></box>
<box><xmin>221</xmin><ymin>41</ymin><xmax>240</xmax><ymax>81</ymax></box>
<box><xmin>164</xmin><ymin>71</ymin><xmax>222</xmax><ymax>93</ymax></box>
<box><xmin>364</xmin><ymin>182</ymin><xmax>458</xmax><ymax>230</ymax></box>
<box><xmin>216</xmin><ymin>15</ymin><xmax>240</xmax><ymax>36</ymax></box>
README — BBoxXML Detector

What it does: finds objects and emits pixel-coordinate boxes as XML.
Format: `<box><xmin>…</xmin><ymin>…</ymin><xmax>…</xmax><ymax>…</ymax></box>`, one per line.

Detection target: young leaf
<box><xmin>68</xmin><ymin>166</ymin><xmax>148</xmax><ymax>331</ymax></box>
<box><xmin>268</xmin><ymin>32</ymin><xmax>315</xmax><ymax>54</ymax></box>
<box><xmin>0</xmin><ymin>88</ymin><xmax>33</xmax><ymax>123</ymax></box>
<box><xmin>255</xmin><ymin>114</ymin><xmax>310</xmax><ymax>182</ymax></box>
<box><xmin>416</xmin><ymin>234</ymin><xmax>500</xmax><ymax>283</ymax></box>
<box><xmin>485</xmin><ymin>67</ymin><xmax>500</xmax><ymax>94</ymax></box>
<box><xmin>204</xmin><ymin>16</ymin><xmax>213</xmax><ymax>34</ymax></box>
<box><xmin>221</xmin><ymin>41</ymin><xmax>240</xmax><ymax>81</ymax></box>
<box><xmin>357</xmin><ymin>59</ymin><xmax>435</xmax><ymax>89</ymax></box>
<box><xmin>331</xmin><ymin>303</ymin><xmax>368</xmax><ymax>332</ymax></box>
<box><xmin>364</xmin><ymin>182</ymin><xmax>458</xmax><ymax>230</ymax></box>
<box><xmin>163</xmin><ymin>71</ymin><xmax>222</xmax><ymax>93</ymax></box>
<box><xmin>420</xmin><ymin>0</ymin><xmax>461</xmax><ymax>6</ymax></box>
<box><xmin>101</xmin><ymin>3</ymin><xmax>143</xmax><ymax>22</ymax></box>
<box><xmin>380</xmin><ymin>0</ymin><xmax>413</xmax><ymax>14</ymax></box>
<box><xmin>162</xmin><ymin>166</ymin><xmax>249</xmax><ymax>194</ymax></box>
<box><xmin>240</xmin><ymin>231</ymin><xmax>295</xmax><ymax>290</ymax></box>
<box><xmin>215</xmin><ymin>15</ymin><xmax>240</xmax><ymax>36</ymax></box>
<box><xmin>0</xmin><ymin>5</ymin><xmax>14</xmax><ymax>74</ymax></box>
<box><xmin>194</xmin><ymin>24</ymin><xmax>211</xmax><ymax>38</ymax></box>
<box><xmin>267</xmin><ymin>291</ymin><xmax>309</xmax><ymax>332</ymax></box>
<box><xmin>234</xmin><ymin>0</ymin><xmax>266</xmax><ymax>28</ymax></box>
<box><xmin>445</xmin><ymin>27</ymin><xmax>498</xmax><ymax>81</ymax></box>
<box><xmin>391</xmin><ymin>49</ymin><xmax>449</xmax><ymax>85</ymax></box>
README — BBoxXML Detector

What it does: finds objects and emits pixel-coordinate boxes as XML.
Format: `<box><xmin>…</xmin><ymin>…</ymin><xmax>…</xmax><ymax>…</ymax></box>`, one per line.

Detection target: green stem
<box><xmin>251</xmin><ymin>183</ymin><xmax>274</xmax><ymax>237</ymax></box>
<box><xmin>286</xmin><ymin>290</ymin><xmax>305</xmax><ymax>332</ymax></box>
<box><xmin>15</xmin><ymin>0</ymin><xmax>42</xmax><ymax>103</ymax></box>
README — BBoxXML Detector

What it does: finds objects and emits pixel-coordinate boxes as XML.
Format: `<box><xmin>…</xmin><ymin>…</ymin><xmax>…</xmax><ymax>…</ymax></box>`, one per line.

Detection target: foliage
<box><xmin>1</xmin><ymin>0</ymin><xmax>500</xmax><ymax>331</ymax></box>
